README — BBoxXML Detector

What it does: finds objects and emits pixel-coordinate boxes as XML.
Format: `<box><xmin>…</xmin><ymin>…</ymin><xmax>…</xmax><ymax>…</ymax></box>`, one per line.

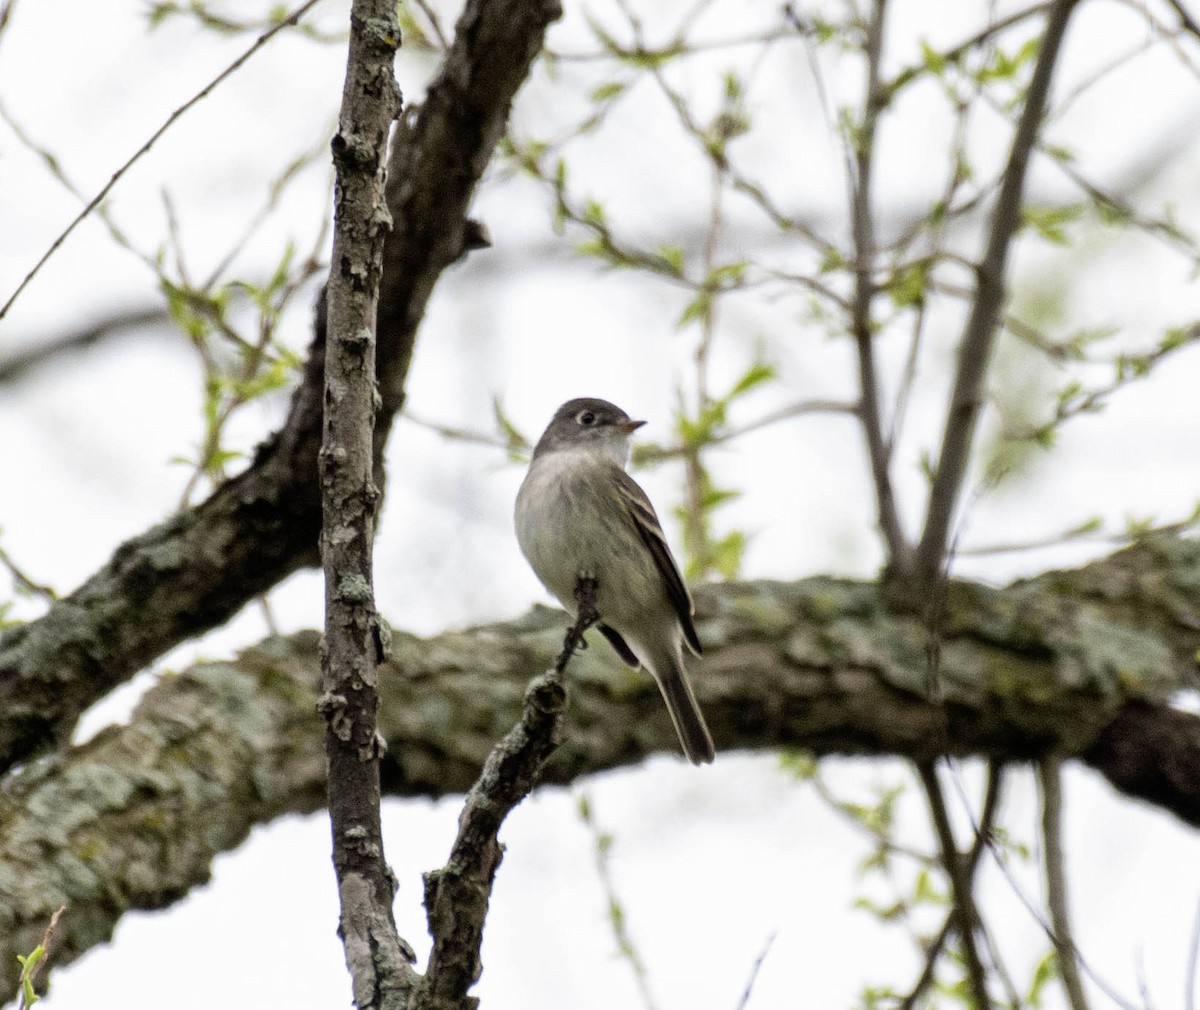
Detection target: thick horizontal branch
<box><xmin>2</xmin><ymin>533</ymin><xmax>1198</xmax><ymax>999</ymax></box>
<box><xmin>0</xmin><ymin>0</ymin><xmax>561</xmax><ymax>776</ymax></box>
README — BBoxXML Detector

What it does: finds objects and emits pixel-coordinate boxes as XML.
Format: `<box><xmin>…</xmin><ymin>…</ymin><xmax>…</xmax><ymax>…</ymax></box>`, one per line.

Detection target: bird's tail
<box><xmin>647</xmin><ymin>646</ymin><xmax>715</xmax><ymax>765</ymax></box>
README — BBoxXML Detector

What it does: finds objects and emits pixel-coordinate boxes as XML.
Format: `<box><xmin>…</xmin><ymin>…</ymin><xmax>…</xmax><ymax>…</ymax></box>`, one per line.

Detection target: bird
<box><xmin>514</xmin><ymin>397</ymin><xmax>715</xmax><ymax>764</ymax></box>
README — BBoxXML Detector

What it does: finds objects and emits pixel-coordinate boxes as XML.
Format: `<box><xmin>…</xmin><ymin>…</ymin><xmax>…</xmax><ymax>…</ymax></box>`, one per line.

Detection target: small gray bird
<box><xmin>515</xmin><ymin>397</ymin><xmax>715</xmax><ymax>765</ymax></box>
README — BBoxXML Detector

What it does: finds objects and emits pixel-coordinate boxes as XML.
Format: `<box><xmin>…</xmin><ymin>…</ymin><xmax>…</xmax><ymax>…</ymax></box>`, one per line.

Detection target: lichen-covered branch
<box><xmin>1</xmin><ymin>534</ymin><xmax>1199</xmax><ymax>1001</ymax></box>
<box><xmin>319</xmin><ymin>2</ymin><xmax>415</xmax><ymax>1007</ymax></box>
<box><xmin>0</xmin><ymin>0</ymin><xmax>563</xmax><ymax>776</ymax></box>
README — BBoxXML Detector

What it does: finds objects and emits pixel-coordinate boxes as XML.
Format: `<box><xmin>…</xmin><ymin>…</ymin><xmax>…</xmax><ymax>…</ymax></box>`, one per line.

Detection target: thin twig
<box><xmin>0</xmin><ymin>0</ymin><xmax>323</xmax><ymax>321</ymax></box>
<box><xmin>917</xmin><ymin>760</ymin><xmax>991</xmax><ymax>1009</ymax></box>
<box><xmin>417</xmin><ymin>578</ymin><xmax>599</xmax><ymax>1008</ymax></box>
<box><xmin>849</xmin><ymin>0</ymin><xmax>912</xmax><ymax>576</ymax></box>
<box><xmin>900</xmin><ymin>762</ymin><xmax>1006</xmax><ymax>1010</ymax></box>
<box><xmin>0</xmin><ymin>308</ymin><xmax>170</xmax><ymax>385</ymax></box>
<box><xmin>411</xmin><ymin>0</ymin><xmax>450</xmax><ymax>49</ymax></box>
<box><xmin>1040</xmin><ymin>755</ymin><xmax>1091</xmax><ymax>1010</ymax></box>
<box><xmin>637</xmin><ymin>399</ymin><xmax>857</xmax><ymax>465</ymax></box>
<box><xmin>1166</xmin><ymin>0</ymin><xmax>1200</xmax><ymax>39</ymax></box>
<box><xmin>0</xmin><ymin>0</ymin><xmax>18</xmax><ymax>54</ymax></box>
<box><xmin>972</xmin><ymin>767</ymin><xmax>1142</xmax><ymax>1010</ymax></box>
<box><xmin>401</xmin><ymin>411</ymin><xmax>516</xmax><ymax>451</ymax></box>
<box><xmin>734</xmin><ymin>931</ymin><xmax>778</xmax><ymax>1010</ymax></box>
<box><xmin>0</xmin><ymin>541</ymin><xmax>57</xmax><ymax>602</ymax></box>
<box><xmin>577</xmin><ymin>791</ymin><xmax>660</xmax><ymax>1010</ymax></box>
<box><xmin>915</xmin><ymin>0</ymin><xmax>1081</xmax><ymax>583</ymax></box>
<box><xmin>16</xmin><ymin>905</ymin><xmax>65</xmax><ymax>1010</ymax></box>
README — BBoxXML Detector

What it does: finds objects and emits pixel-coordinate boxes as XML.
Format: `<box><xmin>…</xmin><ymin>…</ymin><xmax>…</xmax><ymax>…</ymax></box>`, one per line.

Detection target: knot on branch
<box><xmin>331</xmin><ymin>130</ymin><xmax>378</xmax><ymax>167</ymax></box>
<box><xmin>522</xmin><ymin>673</ymin><xmax>567</xmax><ymax>734</ymax></box>
<box><xmin>315</xmin><ymin>690</ymin><xmax>353</xmax><ymax>741</ymax></box>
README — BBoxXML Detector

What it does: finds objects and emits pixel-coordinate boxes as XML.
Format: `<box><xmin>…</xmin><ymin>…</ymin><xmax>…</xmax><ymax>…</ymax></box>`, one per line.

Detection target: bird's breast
<box><xmin>515</xmin><ymin>452</ymin><xmax>665</xmax><ymax>625</ymax></box>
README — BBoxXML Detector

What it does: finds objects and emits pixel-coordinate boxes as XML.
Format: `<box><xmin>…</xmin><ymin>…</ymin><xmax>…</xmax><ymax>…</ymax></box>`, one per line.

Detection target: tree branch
<box><xmin>900</xmin><ymin>762</ymin><xmax>1005</xmax><ymax>1009</ymax></box>
<box><xmin>415</xmin><ymin>579</ymin><xmax>598</xmax><ymax>1010</ymax></box>
<box><xmin>849</xmin><ymin>0</ymin><xmax>911</xmax><ymax>576</ymax></box>
<box><xmin>0</xmin><ymin>307</ymin><xmax>170</xmax><ymax>385</ymax></box>
<box><xmin>319</xmin><ymin>3</ymin><xmax>415</xmax><ymax>1007</ymax></box>
<box><xmin>917</xmin><ymin>761</ymin><xmax>991</xmax><ymax>1009</ymax></box>
<box><xmin>0</xmin><ymin>0</ymin><xmax>562</xmax><ymax>777</ymax></box>
<box><xmin>3</xmin><ymin>534</ymin><xmax>1200</xmax><ymax>1000</ymax></box>
<box><xmin>1040</xmin><ymin>754</ymin><xmax>1091</xmax><ymax>1010</ymax></box>
<box><xmin>914</xmin><ymin>0</ymin><xmax>1081</xmax><ymax>584</ymax></box>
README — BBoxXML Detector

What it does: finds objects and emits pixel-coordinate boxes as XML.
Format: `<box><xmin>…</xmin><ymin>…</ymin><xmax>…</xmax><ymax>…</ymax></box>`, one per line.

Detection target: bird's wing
<box><xmin>610</xmin><ymin>466</ymin><xmax>703</xmax><ymax>655</ymax></box>
<box><xmin>598</xmin><ymin>623</ymin><xmax>640</xmax><ymax>667</ymax></box>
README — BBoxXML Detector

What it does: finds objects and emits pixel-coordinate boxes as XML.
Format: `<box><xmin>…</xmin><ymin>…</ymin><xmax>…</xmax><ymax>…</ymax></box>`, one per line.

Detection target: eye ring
<box><xmin>576</xmin><ymin>409</ymin><xmax>597</xmax><ymax>426</ymax></box>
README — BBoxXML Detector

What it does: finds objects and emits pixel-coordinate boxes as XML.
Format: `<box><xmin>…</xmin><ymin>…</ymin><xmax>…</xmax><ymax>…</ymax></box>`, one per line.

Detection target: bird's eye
<box><xmin>576</xmin><ymin>410</ymin><xmax>597</xmax><ymax>426</ymax></box>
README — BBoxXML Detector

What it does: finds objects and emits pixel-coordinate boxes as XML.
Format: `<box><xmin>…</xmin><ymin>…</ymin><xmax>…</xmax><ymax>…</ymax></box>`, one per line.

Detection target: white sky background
<box><xmin>2</xmin><ymin>0</ymin><xmax>1200</xmax><ymax>1008</ymax></box>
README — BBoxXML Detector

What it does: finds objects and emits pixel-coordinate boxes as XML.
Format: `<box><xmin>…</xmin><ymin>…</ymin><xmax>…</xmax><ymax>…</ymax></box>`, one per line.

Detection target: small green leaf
<box><xmin>590</xmin><ymin>80</ymin><xmax>626</xmax><ymax>103</ymax></box>
<box><xmin>1065</xmin><ymin>516</ymin><xmax>1103</xmax><ymax>537</ymax></box>
<box><xmin>727</xmin><ymin>361</ymin><xmax>776</xmax><ymax>399</ymax></box>
<box><xmin>888</xmin><ymin>261</ymin><xmax>928</xmax><ymax>310</ymax></box>
<box><xmin>1026</xmin><ymin>950</ymin><xmax>1059</xmax><ymax>1007</ymax></box>
<box><xmin>818</xmin><ymin>246</ymin><xmax>847</xmax><ymax>274</ymax></box>
<box><xmin>657</xmin><ymin>244</ymin><xmax>685</xmax><ymax>276</ymax></box>
<box><xmin>779</xmin><ymin>750</ymin><xmax>818</xmax><ymax>779</ymax></box>
<box><xmin>1021</xmin><ymin>204</ymin><xmax>1083</xmax><ymax>245</ymax></box>
<box><xmin>707</xmin><ymin>260</ymin><xmax>748</xmax><ymax>287</ymax></box>
<box><xmin>581</xmin><ymin>199</ymin><xmax>606</xmax><ymax>227</ymax></box>
<box><xmin>919</xmin><ymin>39</ymin><xmax>946</xmax><ymax>75</ymax></box>
<box><xmin>676</xmin><ymin>291</ymin><xmax>711</xmax><ymax>330</ymax></box>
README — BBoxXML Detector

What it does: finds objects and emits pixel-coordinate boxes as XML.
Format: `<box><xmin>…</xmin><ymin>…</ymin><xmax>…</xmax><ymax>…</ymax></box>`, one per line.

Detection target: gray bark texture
<box><xmin>319</xmin><ymin>0</ymin><xmax>414</xmax><ymax>1006</ymax></box>
<box><xmin>1</xmin><ymin>533</ymin><xmax>1198</xmax><ymax>998</ymax></box>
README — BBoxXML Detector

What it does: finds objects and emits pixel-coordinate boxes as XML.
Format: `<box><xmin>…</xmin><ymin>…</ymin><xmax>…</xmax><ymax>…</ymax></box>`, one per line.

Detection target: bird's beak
<box><xmin>619</xmin><ymin>419</ymin><xmax>647</xmax><ymax>433</ymax></box>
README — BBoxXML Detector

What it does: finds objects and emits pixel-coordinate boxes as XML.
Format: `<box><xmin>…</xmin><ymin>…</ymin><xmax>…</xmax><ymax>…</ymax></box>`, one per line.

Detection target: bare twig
<box><xmin>1166</xmin><ymin>0</ymin><xmax>1200</xmax><ymax>39</ymax></box>
<box><xmin>917</xmin><ymin>760</ymin><xmax>991</xmax><ymax>1009</ymax></box>
<box><xmin>317</xmin><ymin>2</ymin><xmax>415</xmax><ymax>1007</ymax></box>
<box><xmin>578</xmin><ymin>791</ymin><xmax>660</xmax><ymax>1010</ymax></box>
<box><xmin>734</xmin><ymin>932</ymin><xmax>778</xmax><ymax>1010</ymax></box>
<box><xmin>0</xmin><ymin>0</ymin><xmax>18</xmax><ymax>54</ymax></box>
<box><xmin>0</xmin><ymin>0</ymin><xmax>323</xmax><ymax>321</ymax></box>
<box><xmin>401</xmin><ymin>410</ymin><xmax>515</xmax><ymax>451</ymax></box>
<box><xmin>900</xmin><ymin>762</ymin><xmax>1006</xmax><ymax>1010</ymax></box>
<box><xmin>416</xmin><ymin>578</ymin><xmax>598</xmax><ymax>1010</ymax></box>
<box><xmin>849</xmin><ymin>0</ymin><xmax>912</xmax><ymax>576</ymax></box>
<box><xmin>0</xmin><ymin>540</ymin><xmax>57</xmax><ymax>602</ymax></box>
<box><xmin>915</xmin><ymin>0</ymin><xmax>1081</xmax><ymax>584</ymax></box>
<box><xmin>1040</xmin><ymin>755</ymin><xmax>1091</xmax><ymax>1010</ymax></box>
<box><xmin>0</xmin><ymin>307</ymin><xmax>170</xmax><ymax>384</ymax></box>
